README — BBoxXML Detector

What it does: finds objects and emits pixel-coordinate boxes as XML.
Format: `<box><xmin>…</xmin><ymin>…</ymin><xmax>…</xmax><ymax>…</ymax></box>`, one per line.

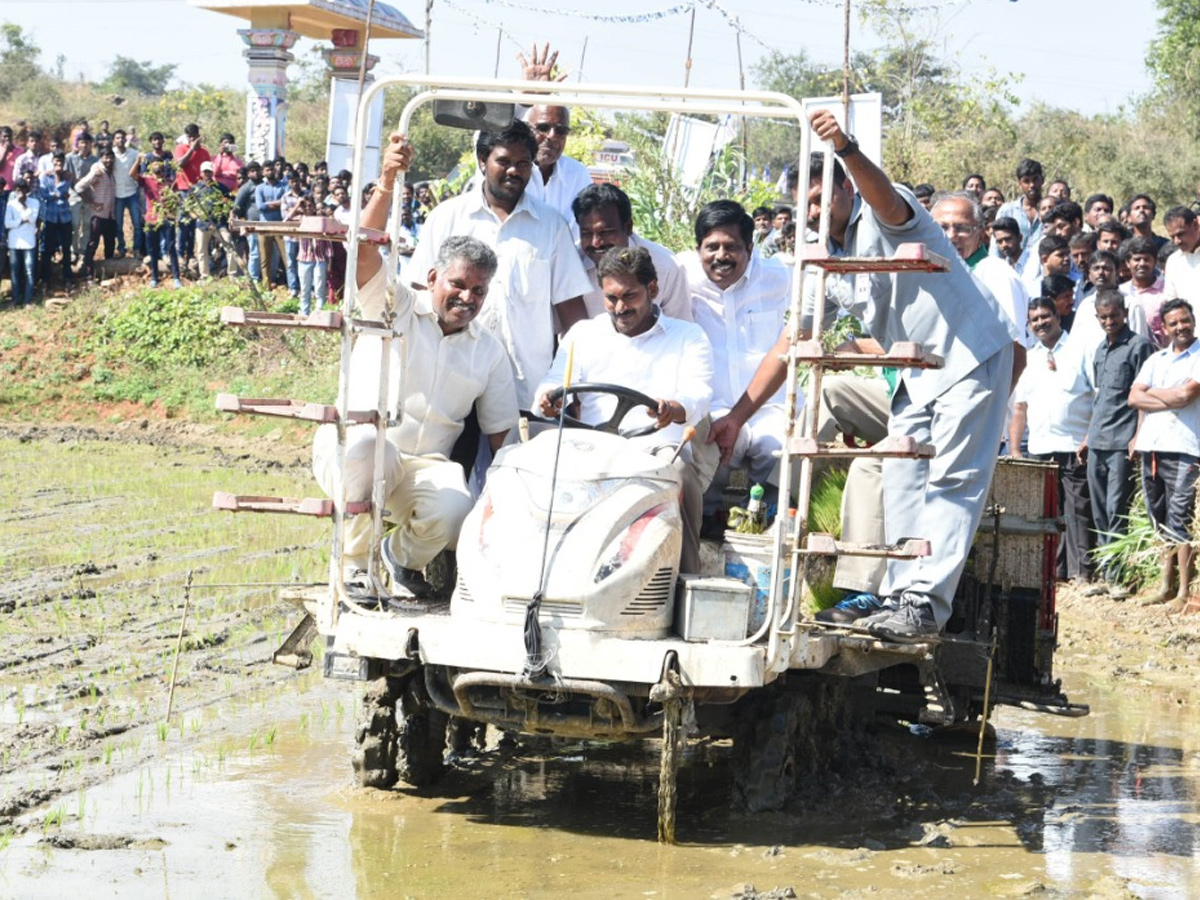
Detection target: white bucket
<box><xmin>722</xmin><ymin>532</ymin><xmax>791</xmax><ymax>635</ymax></box>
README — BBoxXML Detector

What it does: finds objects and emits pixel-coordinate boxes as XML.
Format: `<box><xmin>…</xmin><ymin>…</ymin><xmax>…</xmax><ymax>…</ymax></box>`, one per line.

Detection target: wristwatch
<box><xmin>833</xmin><ymin>134</ymin><xmax>860</xmax><ymax>159</ymax></box>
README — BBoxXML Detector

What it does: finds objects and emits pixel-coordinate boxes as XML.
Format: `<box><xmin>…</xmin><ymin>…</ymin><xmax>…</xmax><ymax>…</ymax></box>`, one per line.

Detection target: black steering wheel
<box><xmin>532</xmin><ymin>382</ymin><xmax>663</xmax><ymax>439</ymax></box>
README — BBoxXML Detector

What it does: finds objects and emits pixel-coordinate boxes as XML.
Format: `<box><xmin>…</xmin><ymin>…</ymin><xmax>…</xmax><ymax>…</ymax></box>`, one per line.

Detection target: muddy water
<box><xmin>4</xmin><ymin>671</ymin><xmax>1198</xmax><ymax>898</ymax></box>
<box><xmin>3</xmin><ymin>436</ymin><xmax>1199</xmax><ymax>898</ymax></box>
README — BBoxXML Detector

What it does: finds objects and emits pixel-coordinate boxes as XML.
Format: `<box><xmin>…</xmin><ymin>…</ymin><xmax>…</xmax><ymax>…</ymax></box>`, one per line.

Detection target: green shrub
<box><xmin>92</xmin><ymin>283</ymin><xmax>247</xmax><ymax>368</ymax></box>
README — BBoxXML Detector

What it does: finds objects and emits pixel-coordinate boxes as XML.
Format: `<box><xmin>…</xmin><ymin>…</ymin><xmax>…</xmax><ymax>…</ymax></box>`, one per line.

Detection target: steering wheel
<box><xmin>533</xmin><ymin>382</ymin><xmax>663</xmax><ymax>439</ymax></box>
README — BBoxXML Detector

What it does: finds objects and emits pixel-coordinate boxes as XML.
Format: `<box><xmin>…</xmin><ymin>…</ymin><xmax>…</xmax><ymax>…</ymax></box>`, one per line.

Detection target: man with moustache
<box><xmin>409</xmin><ymin>120</ymin><xmax>590</xmax><ymax>408</ymax></box>
<box><xmin>678</xmin><ymin>199</ymin><xmax>791</xmax><ymax>519</ymax></box>
<box><xmin>1129</xmin><ymin>299</ymin><xmax>1200</xmax><ymax>611</ymax></box>
<box><xmin>572</xmin><ymin>182</ymin><xmax>690</xmax><ymax>320</ymax></box>
<box><xmin>312</xmin><ymin>136</ymin><xmax>517</xmax><ymax>601</ymax></box>
<box><xmin>535</xmin><ymin>246</ymin><xmax>716</xmax><ymax>573</ymax></box>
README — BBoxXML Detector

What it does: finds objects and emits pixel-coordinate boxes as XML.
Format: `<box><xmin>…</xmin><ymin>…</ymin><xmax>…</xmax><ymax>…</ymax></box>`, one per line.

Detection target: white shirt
<box><xmin>525</xmin><ymin>154</ymin><xmax>594</xmax><ymax>240</ymax></box>
<box><xmin>679</xmin><ymin>250</ymin><xmax>791</xmax><ymax>414</ymax></box>
<box><xmin>110</xmin><ymin>147</ymin><xmax>140</xmax><ymax>199</ymax></box>
<box><xmin>581</xmin><ymin>233</ymin><xmax>692</xmax><ymax>321</ymax></box>
<box><xmin>1133</xmin><ymin>340</ymin><xmax>1200</xmax><ymax>456</ymax></box>
<box><xmin>973</xmin><ymin>254</ymin><xmax>1031</xmax><ymax>347</ymax></box>
<box><xmin>351</xmin><ymin>266</ymin><xmax>518</xmax><ymax>457</ymax></box>
<box><xmin>4</xmin><ymin>195</ymin><xmax>39</xmax><ymax>249</ymax></box>
<box><xmin>1070</xmin><ymin>291</ymin><xmax>1151</xmax><ymax>368</ymax></box>
<box><xmin>1163</xmin><ymin>248</ymin><xmax>1200</xmax><ymax>305</ymax></box>
<box><xmin>410</xmin><ymin>187</ymin><xmax>592</xmax><ymax>407</ymax></box>
<box><xmin>1013</xmin><ymin>331</ymin><xmax>1093</xmax><ymax>453</ymax></box>
<box><xmin>535</xmin><ymin>309</ymin><xmax>713</xmax><ymax>444</ymax></box>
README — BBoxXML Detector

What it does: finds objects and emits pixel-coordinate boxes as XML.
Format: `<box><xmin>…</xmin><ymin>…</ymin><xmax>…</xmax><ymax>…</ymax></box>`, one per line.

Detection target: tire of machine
<box><xmin>352</xmin><ymin>675</ymin><xmax>403</xmax><ymax>789</ymax></box>
<box><xmin>396</xmin><ymin>677</ymin><xmax>450</xmax><ymax>787</ymax></box>
<box><xmin>732</xmin><ymin>692</ymin><xmax>805</xmax><ymax>813</ymax></box>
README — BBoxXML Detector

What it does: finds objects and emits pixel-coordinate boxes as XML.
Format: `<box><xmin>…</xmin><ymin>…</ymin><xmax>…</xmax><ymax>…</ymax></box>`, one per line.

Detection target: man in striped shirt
<box><xmin>75</xmin><ymin>147</ymin><xmax>117</xmax><ymax>278</ymax></box>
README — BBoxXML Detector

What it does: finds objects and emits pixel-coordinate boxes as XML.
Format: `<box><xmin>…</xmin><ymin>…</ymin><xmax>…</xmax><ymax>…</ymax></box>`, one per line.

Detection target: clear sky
<box><xmin>2</xmin><ymin>0</ymin><xmax>1160</xmax><ymax>117</ymax></box>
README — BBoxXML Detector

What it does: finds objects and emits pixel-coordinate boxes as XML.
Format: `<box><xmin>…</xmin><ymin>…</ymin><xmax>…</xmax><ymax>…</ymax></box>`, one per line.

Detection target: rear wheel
<box><xmin>396</xmin><ymin>678</ymin><xmax>450</xmax><ymax>787</ymax></box>
<box><xmin>732</xmin><ymin>692</ymin><xmax>804</xmax><ymax>812</ymax></box>
<box><xmin>352</xmin><ymin>675</ymin><xmax>402</xmax><ymax>789</ymax></box>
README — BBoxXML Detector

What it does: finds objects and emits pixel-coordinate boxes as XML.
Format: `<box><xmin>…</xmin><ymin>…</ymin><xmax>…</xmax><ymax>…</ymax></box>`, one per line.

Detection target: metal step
<box><xmin>215</xmin><ymin>394</ymin><xmax>379</xmax><ymax>425</ymax></box>
<box><xmin>788</xmin><ymin>435</ymin><xmax>935</xmax><ymax>459</ymax></box>
<box><xmin>230</xmin><ymin>216</ymin><xmax>391</xmax><ymax>245</ymax></box>
<box><xmin>221</xmin><ymin>306</ymin><xmax>343</xmax><ymax>330</ymax></box>
<box><xmin>790</xmin><ymin>340</ymin><xmax>943</xmax><ymax>370</ymax></box>
<box><xmin>221</xmin><ymin>306</ymin><xmax>392</xmax><ymax>337</ymax></box>
<box><xmin>212</xmin><ymin>492</ymin><xmax>371</xmax><ymax>516</ymax></box>
<box><xmin>801</xmin><ymin>242</ymin><xmax>952</xmax><ymax>274</ymax></box>
<box><xmin>797</xmin><ymin>533</ymin><xmax>931</xmax><ymax>559</ymax></box>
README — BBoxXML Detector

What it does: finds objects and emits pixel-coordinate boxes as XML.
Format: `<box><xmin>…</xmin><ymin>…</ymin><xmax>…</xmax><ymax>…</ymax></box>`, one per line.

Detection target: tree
<box><xmin>0</xmin><ymin>23</ymin><xmax>43</xmax><ymax>100</ymax></box>
<box><xmin>1147</xmin><ymin>0</ymin><xmax>1200</xmax><ymax>137</ymax></box>
<box><xmin>746</xmin><ymin>49</ymin><xmax>869</xmax><ymax>181</ymax></box>
<box><xmin>102</xmin><ymin>56</ymin><xmax>177</xmax><ymax>97</ymax></box>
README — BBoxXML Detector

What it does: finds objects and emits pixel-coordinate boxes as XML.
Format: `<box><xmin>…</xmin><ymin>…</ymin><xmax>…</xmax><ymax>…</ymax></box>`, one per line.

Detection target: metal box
<box><xmin>675</xmin><ymin>575</ymin><xmax>752</xmax><ymax>641</ymax></box>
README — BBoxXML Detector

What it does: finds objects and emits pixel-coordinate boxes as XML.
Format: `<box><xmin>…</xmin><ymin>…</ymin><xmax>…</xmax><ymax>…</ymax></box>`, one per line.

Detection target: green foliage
<box><xmin>92</xmin><ymin>283</ymin><xmax>247</xmax><ymax>368</ymax></box>
<box><xmin>102</xmin><ymin>56</ymin><xmax>177</xmax><ymax>97</ymax></box>
<box><xmin>137</xmin><ymin>86</ymin><xmax>243</xmax><ymax>151</ymax></box>
<box><xmin>809</xmin><ymin>468</ymin><xmax>847</xmax><ymax>539</ymax></box>
<box><xmin>1147</xmin><ymin>0</ymin><xmax>1200</xmax><ymax>137</ymax></box>
<box><xmin>1090</xmin><ymin>491</ymin><xmax>1161</xmax><ymax>590</ymax></box>
<box><xmin>382</xmin><ymin>85</ymin><xmax>474</xmax><ymax>183</ymax></box>
<box><xmin>0</xmin><ymin>23</ymin><xmax>41</xmax><ymax>98</ymax></box>
<box><xmin>0</xmin><ymin>22</ymin><xmax>59</xmax><ymax>109</ymax></box>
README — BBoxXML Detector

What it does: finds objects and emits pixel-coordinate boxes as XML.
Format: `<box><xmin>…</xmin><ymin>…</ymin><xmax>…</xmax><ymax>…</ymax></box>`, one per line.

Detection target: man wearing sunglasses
<box><xmin>522</xmin><ymin>105</ymin><xmax>594</xmax><ymax>237</ymax></box>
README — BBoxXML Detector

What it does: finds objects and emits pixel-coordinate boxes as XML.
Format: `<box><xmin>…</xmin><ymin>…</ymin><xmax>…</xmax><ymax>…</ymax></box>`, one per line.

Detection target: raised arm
<box><xmin>357</xmin><ymin>132</ymin><xmax>412</xmax><ymax>288</ymax></box>
<box><xmin>808</xmin><ymin>109</ymin><xmax>911</xmax><ymax>228</ymax></box>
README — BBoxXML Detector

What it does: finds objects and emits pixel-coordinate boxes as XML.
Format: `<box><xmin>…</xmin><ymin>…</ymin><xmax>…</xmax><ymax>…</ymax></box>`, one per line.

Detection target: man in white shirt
<box><xmin>1129</xmin><ymin>298</ymin><xmax>1200</xmax><ymax>611</ymax></box>
<box><xmin>110</xmin><ymin>129</ymin><xmax>143</xmax><ymax>259</ymax></box>
<box><xmin>679</xmin><ymin>199</ymin><xmax>791</xmax><ymax>516</ymax></box>
<box><xmin>932</xmin><ymin>192</ymin><xmax>1030</xmax><ymax>343</ymax></box>
<box><xmin>535</xmin><ymin>246</ymin><xmax>717</xmax><ymax>572</ymax></box>
<box><xmin>572</xmin><ymin>182</ymin><xmax>690</xmax><ymax>320</ymax></box>
<box><xmin>1009</xmin><ymin>297</ymin><xmax>1096</xmax><ymax>584</ymax></box>
<box><xmin>409</xmin><ymin>120</ymin><xmax>590</xmax><ymax>408</ymax></box>
<box><xmin>524</xmin><ymin>105</ymin><xmax>594</xmax><ymax>236</ymax></box>
<box><xmin>313</xmin><ymin>136</ymin><xmax>518</xmax><ymax>600</ymax></box>
<box><xmin>1163</xmin><ymin>206</ymin><xmax>1200</xmax><ymax>305</ymax></box>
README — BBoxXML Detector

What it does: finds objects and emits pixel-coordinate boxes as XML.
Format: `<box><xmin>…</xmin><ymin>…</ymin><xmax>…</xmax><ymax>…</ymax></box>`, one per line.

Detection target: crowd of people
<box><xmin>5</xmin><ymin>47</ymin><xmax>1200</xmax><ymax>636</ymax></box>
<box><xmin>0</xmin><ymin>119</ymin><xmax>443</xmax><ymax>309</ymax></box>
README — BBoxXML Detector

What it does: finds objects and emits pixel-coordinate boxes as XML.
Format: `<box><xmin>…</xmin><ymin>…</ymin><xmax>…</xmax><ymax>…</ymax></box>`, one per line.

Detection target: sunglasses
<box><xmin>533</xmin><ymin>123</ymin><xmax>571</xmax><ymax>137</ymax></box>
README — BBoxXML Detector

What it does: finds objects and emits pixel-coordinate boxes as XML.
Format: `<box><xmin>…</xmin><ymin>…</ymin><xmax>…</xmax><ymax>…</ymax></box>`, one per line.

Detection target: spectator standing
<box><xmin>294</xmin><ymin>196</ymin><xmax>330</xmax><ymax>316</ymax></box>
<box><xmin>13</xmin><ymin>132</ymin><xmax>40</xmax><ymax>186</ymax></box>
<box><xmin>5</xmin><ymin>179</ymin><xmax>39</xmax><ymax>306</ymax></box>
<box><xmin>1163</xmin><ymin>206</ymin><xmax>1200</xmax><ymax>304</ymax></box>
<box><xmin>1121</xmin><ymin>235</ymin><xmax>1167</xmax><ymax>347</ymax></box>
<box><xmin>232</xmin><ymin>161</ymin><xmax>262</xmax><ymax>279</ymax></box>
<box><xmin>1086</xmin><ymin>291</ymin><xmax>1156</xmax><ymax>598</ymax></box>
<box><xmin>0</xmin><ymin>126</ymin><xmax>15</xmax><ymax>210</ymax></box>
<box><xmin>1129</xmin><ymin>299</ymin><xmax>1200</xmax><ymax>611</ymax></box>
<box><xmin>38</xmin><ymin>152</ymin><xmax>72</xmax><ymax>283</ymax></box>
<box><xmin>281</xmin><ymin>177</ymin><xmax>305</xmax><ymax>298</ymax></box>
<box><xmin>173</xmin><ymin>124</ymin><xmax>210</xmax><ymax>270</ymax></box>
<box><xmin>211</xmin><ymin>133</ymin><xmax>243</xmax><ymax>193</ymax></box>
<box><xmin>75</xmin><ymin>147</ymin><xmax>117</xmax><ymax>279</ymax></box>
<box><xmin>110</xmin><ymin>129</ymin><xmax>143</xmax><ymax>260</ymax></box>
<box><xmin>997</xmin><ymin>158</ymin><xmax>1045</xmax><ymax>252</ymax></box>
<box><xmin>192</xmin><ymin>161</ymin><xmax>240</xmax><ymax>279</ymax></box>
<box><xmin>137</xmin><ymin>160</ymin><xmax>181</xmax><ymax>289</ymax></box>
<box><xmin>1009</xmin><ymin>297</ymin><xmax>1096</xmax><ymax>586</ymax></box>
<box><xmin>254</xmin><ymin>163</ymin><xmax>289</xmax><ymax>289</ymax></box>
<box><xmin>65</xmin><ymin>133</ymin><xmax>98</xmax><ymax>264</ymax></box>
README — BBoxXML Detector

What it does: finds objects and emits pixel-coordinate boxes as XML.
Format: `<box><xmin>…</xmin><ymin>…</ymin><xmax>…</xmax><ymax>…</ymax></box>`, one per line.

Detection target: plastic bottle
<box><xmin>747</xmin><ymin>484</ymin><xmax>765</xmax><ymax>531</ymax></box>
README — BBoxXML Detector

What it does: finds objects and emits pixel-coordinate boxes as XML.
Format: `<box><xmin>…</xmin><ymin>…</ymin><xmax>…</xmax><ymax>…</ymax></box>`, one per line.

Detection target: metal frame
<box><xmin>327</xmin><ymin>76</ymin><xmax>826</xmax><ymax>677</ymax></box>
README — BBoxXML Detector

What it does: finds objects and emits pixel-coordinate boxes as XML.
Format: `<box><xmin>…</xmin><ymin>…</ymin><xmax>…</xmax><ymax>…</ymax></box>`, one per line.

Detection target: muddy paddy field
<box><xmin>2</xmin><ymin>425</ymin><xmax>1199</xmax><ymax>899</ymax></box>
